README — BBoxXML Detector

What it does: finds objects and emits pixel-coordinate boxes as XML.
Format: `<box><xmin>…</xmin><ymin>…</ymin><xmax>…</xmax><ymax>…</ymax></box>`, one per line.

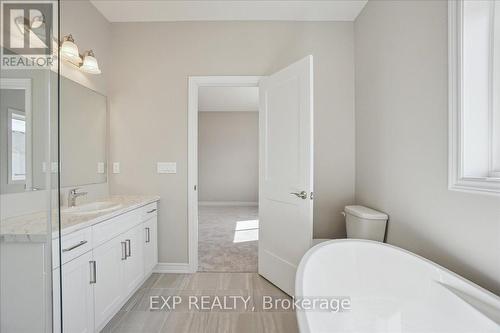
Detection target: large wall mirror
<box><xmin>59</xmin><ymin>76</ymin><xmax>107</xmax><ymax>188</ymax></box>
<box><xmin>0</xmin><ymin>75</ymin><xmax>107</xmax><ymax>194</ymax></box>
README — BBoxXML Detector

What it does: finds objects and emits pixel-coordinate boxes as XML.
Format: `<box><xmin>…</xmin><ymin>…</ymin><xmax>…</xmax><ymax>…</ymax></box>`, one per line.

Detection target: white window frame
<box><xmin>7</xmin><ymin>108</ymin><xmax>27</xmax><ymax>184</ymax></box>
<box><xmin>1</xmin><ymin>78</ymin><xmax>32</xmax><ymax>190</ymax></box>
<box><xmin>492</xmin><ymin>2</ymin><xmax>500</xmax><ymax>179</ymax></box>
<box><xmin>449</xmin><ymin>0</ymin><xmax>500</xmax><ymax>195</ymax></box>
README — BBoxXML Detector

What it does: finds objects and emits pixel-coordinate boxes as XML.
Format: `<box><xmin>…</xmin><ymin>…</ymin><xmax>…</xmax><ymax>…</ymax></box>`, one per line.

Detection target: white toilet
<box><xmin>344</xmin><ymin>205</ymin><xmax>388</xmax><ymax>242</ymax></box>
<box><xmin>312</xmin><ymin>205</ymin><xmax>388</xmax><ymax>245</ymax></box>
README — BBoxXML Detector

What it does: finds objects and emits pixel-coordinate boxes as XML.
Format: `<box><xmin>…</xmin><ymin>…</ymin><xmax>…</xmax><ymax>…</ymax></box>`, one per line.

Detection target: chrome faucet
<box><xmin>68</xmin><ymin>188</ymin><xmax>88</xmax><ymax>207</ymax></box>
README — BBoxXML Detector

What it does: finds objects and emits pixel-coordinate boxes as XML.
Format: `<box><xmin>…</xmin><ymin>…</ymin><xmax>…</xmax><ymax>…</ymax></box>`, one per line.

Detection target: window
<box><xmin>449</xmin><ymin>0</ymin><xmax>500</xmax><ymax>194</ymax></box>
<box><xmin>8</xmin><ymin>109</ymin><xmax>27</xmax><ymax>183</ymax></box>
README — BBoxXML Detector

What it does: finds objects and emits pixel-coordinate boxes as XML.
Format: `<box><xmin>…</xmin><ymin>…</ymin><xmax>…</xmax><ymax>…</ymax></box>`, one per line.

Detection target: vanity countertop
<box><xmin>0</xmin><ymin>195</ymin><xmax>160</xmax><ymax>243</ymax></box>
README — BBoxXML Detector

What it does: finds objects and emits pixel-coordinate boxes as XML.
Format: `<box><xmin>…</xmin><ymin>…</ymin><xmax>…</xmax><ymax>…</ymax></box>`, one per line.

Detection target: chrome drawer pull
<box><xmin>126</xmin><ymin>239</ymin><xmax>131</xmax><ymax>257</ymax></box>
<box><xmin>147</xmin><ymin>209</ymin><xmax>157</xmax><ymax>214</ymax></box>
<box><xmin>89</xmin><ymin>261</ymin><xmax>96</xmax><ymax>284</ymax></box>
<box><xmin>121</xmin><ymin>241</ymin><xmax>127</xmax><ymax>260</ymax></box>
<box><xmin>62</xmin><ymin>240</ymin><xmax>88</xmax><ymax>252</ymax></box>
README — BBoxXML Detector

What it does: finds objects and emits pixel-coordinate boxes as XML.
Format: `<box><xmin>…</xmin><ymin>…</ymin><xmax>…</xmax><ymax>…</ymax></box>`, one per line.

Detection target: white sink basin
<box><xmin>62</xmin><ymin>201</ymin><xmax>122</xmax><ymax>215</ymax></box>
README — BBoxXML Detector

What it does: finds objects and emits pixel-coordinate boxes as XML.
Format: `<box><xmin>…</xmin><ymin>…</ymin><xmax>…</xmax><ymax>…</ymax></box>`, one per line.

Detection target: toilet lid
<box><xmin>345</xmin><ymin>205</ymin><xmax>388</xmax><ymax>220</ymax></box>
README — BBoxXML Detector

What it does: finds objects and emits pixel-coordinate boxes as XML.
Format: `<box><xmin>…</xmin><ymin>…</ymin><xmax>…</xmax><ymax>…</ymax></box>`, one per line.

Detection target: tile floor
<box><xmin>102</xmin><ymin>272</ymin><xmax>298</xmax><ymax>333</ymax></box>
<box><xmin>198</xmin><ymin>206</ymin><xmax>259</xmax><ymax>272</ymax></box>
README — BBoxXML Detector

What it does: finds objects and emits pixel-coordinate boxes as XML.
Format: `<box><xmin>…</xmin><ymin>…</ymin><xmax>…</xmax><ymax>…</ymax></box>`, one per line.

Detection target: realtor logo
<box><xmin>2</xmin><ymin>2</ymin><xmax>53</xmax><ymax>55</ymax></box>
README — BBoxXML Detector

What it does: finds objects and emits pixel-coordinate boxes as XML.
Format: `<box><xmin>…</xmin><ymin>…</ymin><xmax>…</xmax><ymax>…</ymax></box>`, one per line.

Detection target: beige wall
<box><xmin>198</xmin><ymin>111</ymin><xmax>258</xmax><ymax>203</ymax></box>
<box><xmin>355</xmin><ymin>0</ymin><xmax>500</xmax><ymax>295</ymax></box>
<box><xmin>61</xmin><ymin>0</ymin><xmax>111</xmax><ymax>95</ymax></box>
<box><xmin>109</xmin><ymin>22</ymin><xmax>355</xmax><ymax>263</ymax></box>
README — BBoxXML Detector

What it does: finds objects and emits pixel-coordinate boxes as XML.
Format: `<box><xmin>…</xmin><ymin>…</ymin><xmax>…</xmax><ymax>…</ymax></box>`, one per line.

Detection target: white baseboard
<box><xmin>199</xmin><ymin>201</ymin><xmax>258</xmax><ymax>207</ymax></box>
<box><xmin>154</xmin><ymin>262</ymin><xmax>192</xmax><ymax>273</ymax></box>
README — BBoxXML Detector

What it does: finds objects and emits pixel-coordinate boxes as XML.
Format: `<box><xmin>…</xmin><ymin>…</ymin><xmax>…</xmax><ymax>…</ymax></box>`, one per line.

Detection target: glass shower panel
<box><xmin>0</xmin><ymin>1</ymin><xmax>61</xmax><ymax>332</ymax></box>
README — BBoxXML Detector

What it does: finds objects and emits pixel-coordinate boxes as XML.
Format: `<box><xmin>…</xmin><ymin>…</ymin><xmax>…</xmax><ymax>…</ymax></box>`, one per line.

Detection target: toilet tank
<box><xmin>344</xmin><ymin>205</ymin><xmax>388</xmax><ymax>242</ymax></box>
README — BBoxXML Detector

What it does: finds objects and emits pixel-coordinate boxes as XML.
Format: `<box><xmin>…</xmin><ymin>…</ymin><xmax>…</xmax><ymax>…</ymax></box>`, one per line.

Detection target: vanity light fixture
<box><xmin>59</xmin><ymin>35</ymin><xmax>101</xmax><ymax>75</ymax></box>
<box><xmin>80</xmin><ymin>50</ymin><xmax>101</xmax><ymax>74</ymax></box>
<box><xmin>60</xmin><ymin>35</ymin><xmax>82</xmax><ymax>65</ymax></box>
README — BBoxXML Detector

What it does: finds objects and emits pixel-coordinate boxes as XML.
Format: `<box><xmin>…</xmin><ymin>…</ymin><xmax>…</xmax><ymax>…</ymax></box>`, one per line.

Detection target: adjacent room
<box><xmin>197</xmin><ymin>86</ymin><xmax>259</xmax><ymax>272</ymax></box>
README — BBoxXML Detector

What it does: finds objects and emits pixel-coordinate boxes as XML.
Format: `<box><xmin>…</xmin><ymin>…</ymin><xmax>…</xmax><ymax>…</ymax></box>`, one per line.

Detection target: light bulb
<box><xmin>80</xmin><ymin>50</ymin><xmax>101</xmax><ymax>74</ymax></box>
<box><xmin>60</xmin><ymin>35</ymin><xmax>82</xmax><ymax>65</ymax></box>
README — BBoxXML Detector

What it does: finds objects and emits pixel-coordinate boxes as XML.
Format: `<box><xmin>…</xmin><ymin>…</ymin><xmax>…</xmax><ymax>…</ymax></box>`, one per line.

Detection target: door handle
<box><xmin>121</xmin><ymin>241</ymin><xmax>127</xmax><ymax>260</ymax></box>
<box><xmin>145</xmin><ymin>227</ymin><xmax>150</xmax><ymax>243</ymax></box>
<box><xmin>126</xmin><ymin>239</ymin><xmax>131</xmax><ymax>257</ymax></box>
<box><xmin>290</xmin><ymin>191</ymin><xmax>308</xmax><ymax>199</ymax></box>
<box><xmin>89</xmin><ymin>261</ymin><xmax>96</xmax><ymax>284</ymax></box>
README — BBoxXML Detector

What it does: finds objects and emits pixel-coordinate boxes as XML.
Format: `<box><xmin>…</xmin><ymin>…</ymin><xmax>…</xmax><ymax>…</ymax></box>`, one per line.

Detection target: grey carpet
<box><xmin>198</xmin><ymin>205</ymin><xmax>258</xmax><ymax>272</ymax></box>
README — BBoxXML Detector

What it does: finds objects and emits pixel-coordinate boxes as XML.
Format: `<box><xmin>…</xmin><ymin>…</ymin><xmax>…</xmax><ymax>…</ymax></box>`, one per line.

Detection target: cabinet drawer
<box><xmin>92</xmin><ymin>209</ymin><xmax>141</xmax><ymax>247</ymax></box>
<box><xmin>140</xmin><ymin>202</ymin><xmax>158</xmax><ymax>222</ymax></box>
<box><xmin>52</xmin><ymin>227</ymin><xmax>92</xmax><ymax>268</ymax></box>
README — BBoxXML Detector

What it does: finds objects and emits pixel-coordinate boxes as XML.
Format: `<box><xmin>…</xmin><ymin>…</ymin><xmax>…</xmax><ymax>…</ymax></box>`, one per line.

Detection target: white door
<box><xmin>123</xmin><ymin>224</ymin><xmax>145</xmax><ymax>292</ymax></box>
<box><xmin>258</xmin><ymin>55</ymin><xmax>314</xmax><ymax>296</ymax></box>
<box><xmin>60</xmin><ymin>251</ymin><xmax>95</xmax><ymax>333</ymax></box>
<box><xmin>93</xmin><ymin>237</ymin><xmax>125</xmax><ymax>329</ymax></box>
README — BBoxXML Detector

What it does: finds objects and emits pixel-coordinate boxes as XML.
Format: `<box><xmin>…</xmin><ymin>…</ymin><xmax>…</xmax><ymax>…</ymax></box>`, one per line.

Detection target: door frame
<box><xmin>187</xmin><ymin>76</ymin><xmax>263</xmax><ymax>273</ymax></box>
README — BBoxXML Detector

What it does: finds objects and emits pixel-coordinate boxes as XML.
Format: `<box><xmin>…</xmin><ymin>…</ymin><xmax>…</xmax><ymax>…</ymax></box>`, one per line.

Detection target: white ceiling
<box><xmin>198</xmin><ymin>86</ymin><xmax>259</xmax><ymax>112</ymax></box>
<box><xmin>91</xmin><ymin>0</ymin><xmax>368</xmax><ymax>23</ymax></box>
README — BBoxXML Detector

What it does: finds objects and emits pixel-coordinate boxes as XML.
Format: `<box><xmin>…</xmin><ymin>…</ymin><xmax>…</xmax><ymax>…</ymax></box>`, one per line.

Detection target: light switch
<box><xmin>113</xmin><ymin>162</ymin><xmax>120</xmax><ymax>174</ymax></box>
<box><xmin>97</xmin><ymin>162</ymin><xmax>105</xmax><ymax>174</ymax></box>
<box><xmin>157</xmin><ymin>162</ymin><xmax>176</xmax><ymax>174</ymax></box>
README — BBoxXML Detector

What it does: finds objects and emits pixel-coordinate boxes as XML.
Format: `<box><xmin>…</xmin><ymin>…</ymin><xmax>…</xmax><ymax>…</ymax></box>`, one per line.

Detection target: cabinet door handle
<box><xmin>145</xmin><ymin>227</ymin><xmax>150</xmax><ymax>243</ymax></box>
<box><xmin>89</xmin><ymin>261</ymin><xmax>96</xmax><ymax>284</ymax></box>
<box><xmin>147</xmin><ymin>209</ymin><xmax>157</xmax><ymax>214</ymax></box>
<box><xmin>62</xmin><ymin>240</ymin><xmax>87</xmax><ymax>252</ymax></box>
<box><xmin>121</xmin><ymin>241</ymin><xmax>127</xmax><ymax>260</ymax></box>
<box><xmin>126</xmin><ymin>239</ymin><xmax>131</xmax><ymax>257</ymax></box>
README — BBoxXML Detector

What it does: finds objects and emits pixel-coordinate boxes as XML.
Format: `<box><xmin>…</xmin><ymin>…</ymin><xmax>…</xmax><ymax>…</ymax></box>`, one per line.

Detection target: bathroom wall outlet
<box><xmin>97</xmin><ymin>162</ymin><xmax>105</xmax><ymax>174</ymax></box>
<box><xmin>113</xmin><ymin>162</ymin><xmax>120</xmax><ymax>174</ymax></box>
<box><xmin>157</xmin><ymin>162</ymin><xmax>176</xmax><ymax>174</ymax></box>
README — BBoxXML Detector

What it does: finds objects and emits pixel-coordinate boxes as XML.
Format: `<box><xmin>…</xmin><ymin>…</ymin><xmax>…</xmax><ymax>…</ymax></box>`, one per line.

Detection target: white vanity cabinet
<box><xmin>53</xmin><ymin>200</ymin><xmax>159</xmax><ymax>333</ymax></box>
<box><xmin>143</xmin><ymin>208</ymin><xmax>158</xmax><ymax>273</ymax></box>
<box><xmin>59</xmin><ymin>251</ymin><xmax>95</xmax><ymax>333</ymax></box>
<box><xmin>92</xmin><ymin>235</ymin><xmax>125</xmax><ymax>329</ymax></box>
<box><xmin>122</xmin><ymin>223</ymin><xmax>145</xmax><ymax>293</ymax></box>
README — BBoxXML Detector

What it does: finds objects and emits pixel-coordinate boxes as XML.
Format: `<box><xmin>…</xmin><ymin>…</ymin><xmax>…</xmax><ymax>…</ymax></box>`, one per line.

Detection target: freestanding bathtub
<box><xmin>296</xmin><ymin>239</ymin><xmax>500</xmax><ymax>333</ymax></box>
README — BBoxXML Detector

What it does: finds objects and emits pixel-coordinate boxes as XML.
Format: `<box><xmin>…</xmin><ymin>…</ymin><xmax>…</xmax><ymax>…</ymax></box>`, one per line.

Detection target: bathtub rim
<box><xmin>295</xmin><ymin>239</ymin><xmax>500</xmax><ymax>332</ymax></box>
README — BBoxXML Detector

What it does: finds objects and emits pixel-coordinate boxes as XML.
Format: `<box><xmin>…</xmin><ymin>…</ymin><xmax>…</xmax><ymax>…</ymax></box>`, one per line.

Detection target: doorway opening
<box><xmin>188</xmin><ymin>57</ymin><xmax>313</xmax><ymax>295</ymax></box>
<box><xmin>187</xmin><ymin>77</ymin><xmax>262</xmax><ymax>273</ymax></box>
<box><xmin>198</xmin><ymin>86</ymin><xmax>259</xmax><ymax>272</ymax></box>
